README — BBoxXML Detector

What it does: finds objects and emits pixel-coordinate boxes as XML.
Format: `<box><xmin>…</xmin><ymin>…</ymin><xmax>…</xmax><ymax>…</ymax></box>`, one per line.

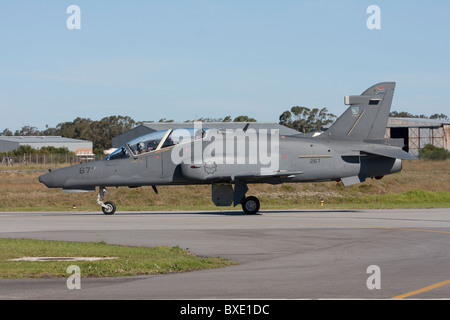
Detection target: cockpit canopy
<box><xmin>106</xmin><ymin>128</ymin><xmax>207</xmax><ymax>161</ymax></box>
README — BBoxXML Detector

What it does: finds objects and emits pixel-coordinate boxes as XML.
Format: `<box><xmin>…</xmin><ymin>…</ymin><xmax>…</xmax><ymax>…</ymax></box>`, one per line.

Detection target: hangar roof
<box><xmin>0</xmin><ymin>136</ymin><xmax>90</xmax><ymax>143</ymax></box>
<box><xmin>387</xmin><ymin>117</ymin><xmax>450</xmax><ymax>128</ymax></box>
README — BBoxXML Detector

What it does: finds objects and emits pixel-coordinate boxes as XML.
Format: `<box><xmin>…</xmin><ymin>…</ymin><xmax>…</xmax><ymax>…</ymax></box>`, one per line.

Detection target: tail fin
<box><xmin>318</xmin><ymin>82</ymin><xmax>395</xmax><ymax>141</ymax></box>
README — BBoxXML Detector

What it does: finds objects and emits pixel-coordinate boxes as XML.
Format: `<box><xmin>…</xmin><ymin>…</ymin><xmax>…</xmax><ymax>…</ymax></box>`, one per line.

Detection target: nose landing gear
<box><xmin>97</xmin><ymin>187</ymin><xmax>116</xmax><ymax>215</ymax></box>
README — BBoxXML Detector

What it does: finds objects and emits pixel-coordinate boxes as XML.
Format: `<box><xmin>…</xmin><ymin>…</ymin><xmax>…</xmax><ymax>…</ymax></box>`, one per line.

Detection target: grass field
<box><xmin>0</xmin><ymin>238</ymin><xmax>235</xmax><ymax>279</ymax></box>
<box><xmin>0</xmin><ymin>159</ymin><xmax>449</xmax><ymax>212</ymax></box>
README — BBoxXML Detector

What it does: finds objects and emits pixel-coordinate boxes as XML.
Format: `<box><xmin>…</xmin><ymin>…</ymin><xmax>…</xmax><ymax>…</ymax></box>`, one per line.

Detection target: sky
<box><xmin>0</xmin><ymin>0</ymin><xmax>449</xmax><ymax>132</ymax></box>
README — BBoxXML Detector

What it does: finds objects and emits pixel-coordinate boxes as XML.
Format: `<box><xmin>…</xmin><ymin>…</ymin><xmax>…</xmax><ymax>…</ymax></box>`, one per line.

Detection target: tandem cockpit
<box><xmin>105</xmin><ymin>128</ymin><xmax>208</xmax><ymax>161</ymax></box>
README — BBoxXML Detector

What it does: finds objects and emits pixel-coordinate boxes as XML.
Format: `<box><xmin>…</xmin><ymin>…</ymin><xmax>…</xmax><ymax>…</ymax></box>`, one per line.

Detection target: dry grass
<box><xmin>0</xmin><ymin>159</ymin><xmax>449</xmax><ymax>211</ymax></box>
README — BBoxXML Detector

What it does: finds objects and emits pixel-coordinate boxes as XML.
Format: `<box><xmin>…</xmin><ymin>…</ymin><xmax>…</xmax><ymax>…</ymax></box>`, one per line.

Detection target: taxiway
<box><xmin>1</xmin><ymin>208</ymin><xmax>450</xmax><ymax>299</ymax></box>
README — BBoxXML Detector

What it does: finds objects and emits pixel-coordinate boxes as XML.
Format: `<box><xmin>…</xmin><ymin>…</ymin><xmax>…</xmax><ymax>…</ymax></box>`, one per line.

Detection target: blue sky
<box><xmin>0</xmin><ymin>0</ymin><xmax>449</xmax><ymax>131</ymax></box>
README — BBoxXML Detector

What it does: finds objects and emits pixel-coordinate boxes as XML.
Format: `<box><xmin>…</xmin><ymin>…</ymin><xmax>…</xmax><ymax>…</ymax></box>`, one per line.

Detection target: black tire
<box><xmin>241</xmin><ymin>196</ymin><xmax>260</xmax><ymax>214</ymax></box>
<box><xmin>102</xmin><ymin>201</ymin><xmax>116</xmax><ymax>215</ymax></box>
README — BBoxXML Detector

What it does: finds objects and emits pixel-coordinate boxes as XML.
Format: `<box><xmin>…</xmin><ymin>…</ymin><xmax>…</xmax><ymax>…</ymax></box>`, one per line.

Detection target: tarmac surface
<box><xmin>1</xmin><ymin>208</ymin><xmax>450</xmax><ymax>300</ymax></box>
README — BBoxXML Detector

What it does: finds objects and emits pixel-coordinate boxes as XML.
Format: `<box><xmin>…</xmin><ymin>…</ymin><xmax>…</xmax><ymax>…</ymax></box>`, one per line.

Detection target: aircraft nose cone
<box><xmin>39</xmin><ymin>170</ymin><xmax>60</xmax><ymax>188</ymax></box>
<box><xmin>38</xmin><ymin>171</ymin><xmax>51</xmax><ymax>187</ymax></box>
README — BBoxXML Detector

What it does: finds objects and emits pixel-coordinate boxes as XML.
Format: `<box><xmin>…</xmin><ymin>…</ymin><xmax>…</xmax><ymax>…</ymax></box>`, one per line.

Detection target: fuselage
<box><xmin>38</xmin><ymin>130</ymin><xmax>402</xmax><ymax>190</ymax></box>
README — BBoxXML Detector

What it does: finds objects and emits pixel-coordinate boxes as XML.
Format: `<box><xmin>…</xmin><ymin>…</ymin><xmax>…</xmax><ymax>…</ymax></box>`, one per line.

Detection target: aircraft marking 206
<box><xmin>39</xmin><ymin>82</ymin><xmax>415</xmax><ymax>214</ymax></box>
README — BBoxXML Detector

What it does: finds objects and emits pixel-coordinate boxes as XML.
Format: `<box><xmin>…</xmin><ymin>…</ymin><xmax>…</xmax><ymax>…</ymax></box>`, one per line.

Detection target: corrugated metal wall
<box><xmin>408</xmin><ymin>127</ymin><xmax>419</xmax><ymax>156</ymax></box>
<box><xmin>444</xmin><ymin>125</ymin><xmax>450</xmax><ymax>151</ymax></box>
<box><xmin>406</xmin><ymin>126</ymin><xmax>447</xmax><ymax>156</ymax></box>
<box><xmin>432</xmin><ymin>127</ymin><xmax>445</xmax><ymax>148</ymax></box>
<box><xmin>385</xmin><ymin>125</ymin><xmax>448</xmax><ymax>157</ymax></box>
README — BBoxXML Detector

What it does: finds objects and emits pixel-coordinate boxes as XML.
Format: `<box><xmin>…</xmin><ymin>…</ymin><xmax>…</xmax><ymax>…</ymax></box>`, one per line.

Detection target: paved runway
<box><xmin>1</xmin><ymin>208</ymin><xmax>450</xmax><ymax>300</ymax></box>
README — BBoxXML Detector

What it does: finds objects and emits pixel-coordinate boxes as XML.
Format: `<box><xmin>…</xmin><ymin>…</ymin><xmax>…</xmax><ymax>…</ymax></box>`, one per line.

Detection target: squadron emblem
<box><xmin>204</xmin><ymin>161</ymin><xmax>217</xmax><ymax>174</ymax></box>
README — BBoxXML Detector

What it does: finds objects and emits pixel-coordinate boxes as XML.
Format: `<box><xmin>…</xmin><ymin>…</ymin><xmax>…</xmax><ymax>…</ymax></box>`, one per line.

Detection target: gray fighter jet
<box><xmin>39</xmin><ymin>82</ymin><xmax>415</xmax><ymax>215</ymax></box>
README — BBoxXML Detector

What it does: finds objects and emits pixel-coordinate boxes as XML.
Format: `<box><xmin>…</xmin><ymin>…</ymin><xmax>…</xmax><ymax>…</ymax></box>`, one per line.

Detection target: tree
<box><xmin>430</xmin><ymin>113</ymin><xmax>449</xmax><ymax>120</ymax></box>
<box><xmin>389</xmin><ymin>111</ymin><xmax>447</xmax><ymax>119</ymax></box>
<box><xmin>51</xmin><ymin>115</ymin><xmax>136</xmax><ymax>149</ymax></box>
<box><xmin>279</xmin><ymin>106</ymin><xmax>336</xmax><ymax>133</ymax></box>
<box><xmin>14</xmin><ymin>126</ymin><xmax>40</xmax><ymax>136</ymax></box>
<box><xmin>279</xmin><ymin>111</ymin><xmax>292</xmax><ymax>127</ymax></box>
<box><xmin>40</xmin><ymin>146</ymin><xmax>71</xmax><ymax>155</ymax></box>
<box><xmin>189</xmin><ymin>117</ymin><xmax>228</xmax><ymax>122</ymax></box>
<box><xmin>184</xmin><ymin>116</ymin><xmax>244</xmax><ymax>122</ymax></box>
<box><xmin>42</xmin><ymin>125</ymin><xmax>59</xmax><ymax>136</ymax></box>
<box><xmin>233</xmin><ymin>115</ymin><xmax>257</xmax><ymax>122</ymax></box>
<box><xmin>419</xmin><ymin>144</ymin><xmax>449</xmax><ymax>160</ymax></box>
<box><xmin>9</xmin><ymin>145</ymin><xmax>36</xmax><ymax>156</ymax></box>
<box><xmin>1</xmin><ymin>128</ymin><xmax>13</xmax><ymax>136</ymax></box>
<box><xmin>93</xmin><ymin>115</ymin><xmax>136</xmax><ymax>149</ymax></box>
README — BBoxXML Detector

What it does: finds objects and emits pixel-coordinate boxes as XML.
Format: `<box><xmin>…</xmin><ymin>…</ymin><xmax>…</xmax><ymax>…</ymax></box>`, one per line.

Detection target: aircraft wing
<box><xmin>181</xmin><ymin>162</ymin><xmax>303</xmax><ymax>183</ymax></box>
<box><xmin>353</xmin><ymin>145</ymin><xmax>417</xmax><ymax>160</ymax></box>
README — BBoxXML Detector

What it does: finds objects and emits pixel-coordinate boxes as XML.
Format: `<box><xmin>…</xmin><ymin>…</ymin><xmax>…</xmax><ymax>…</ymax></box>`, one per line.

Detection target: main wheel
<box><xmin>241</xmin><ymin>196</ymin><xmax>260</xmax><ymax>214</ymax></box>
<box><xmin>102</xmin><ymin>201</ymin><xmax>116</xmax><ymax>215</ymax></box>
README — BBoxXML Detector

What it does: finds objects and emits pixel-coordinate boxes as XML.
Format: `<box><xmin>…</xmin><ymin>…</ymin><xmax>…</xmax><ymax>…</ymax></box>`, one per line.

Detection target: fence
<box><xmin>0</xmin><ymin>153</ymin><xmax>104</xmax><ymax>166</ymax></box>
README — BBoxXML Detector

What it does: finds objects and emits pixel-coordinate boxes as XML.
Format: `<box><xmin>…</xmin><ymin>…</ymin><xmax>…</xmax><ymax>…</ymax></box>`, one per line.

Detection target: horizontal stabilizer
<box><xmin>355</xmin><ymin>145</ymin><xmax>417</xmax><ymax>160</ymax></box>
<box><xmin>364</xmin><ymin>138</ymin><xmax>405</xmax><ymax>148</ymax></box>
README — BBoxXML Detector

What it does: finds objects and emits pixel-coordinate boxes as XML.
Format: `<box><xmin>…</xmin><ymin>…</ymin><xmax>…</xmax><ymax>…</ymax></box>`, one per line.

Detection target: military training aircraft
<box><xmin>39</xmin><ymin>82</ymin><xmax>416</xmax><ymax>215</ymax></box>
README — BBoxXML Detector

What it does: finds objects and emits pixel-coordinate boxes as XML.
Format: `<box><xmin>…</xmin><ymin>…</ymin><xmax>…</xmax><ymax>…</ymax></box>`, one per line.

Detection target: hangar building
<box><xmin>386</xmin><ymin>118</ymin><xmax>450</xmax><ymax>156</ymax></box>
<box><xmin>0</xmin><ymin>136</ymin><xmax>94</xmax><ymax>160</ymax></box>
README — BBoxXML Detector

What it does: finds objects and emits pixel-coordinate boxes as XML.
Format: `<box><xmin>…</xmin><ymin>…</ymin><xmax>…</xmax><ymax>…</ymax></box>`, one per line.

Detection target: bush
<box><xmin>419</xmin><ymin>144</ymin><xmax>450</xmax><ymax>160</ymax></box>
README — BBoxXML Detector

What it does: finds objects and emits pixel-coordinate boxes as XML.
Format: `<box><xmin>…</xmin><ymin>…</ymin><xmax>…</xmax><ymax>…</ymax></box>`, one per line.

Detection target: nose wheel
<box><xmin>102</xmin><ymin>201</ymin><xmax>116</xmax><ymax>215</ymax></box>
<box><xmin>97</xmin><ymin>187</ymin><xmax>116</xmax><ymax>215</ymax></box>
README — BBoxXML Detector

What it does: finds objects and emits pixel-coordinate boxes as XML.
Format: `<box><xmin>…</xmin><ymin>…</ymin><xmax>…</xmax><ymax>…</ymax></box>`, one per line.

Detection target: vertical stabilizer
<box><xmin>318</xmin><ymin>82</ymin><xmax>395</xmax><ymax>141</ymax></box>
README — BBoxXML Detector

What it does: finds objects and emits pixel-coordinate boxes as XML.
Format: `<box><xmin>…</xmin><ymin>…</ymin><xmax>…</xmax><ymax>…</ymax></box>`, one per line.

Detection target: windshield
<box><xmin>106</xmin><ymin>146</ymin><xmax>129</xmax><ymax>160</ymax></box>
<box><xmin>105</xmin><ymin>128</ymin><xmax>207</xmax><ymax>160</ymax></box>
<box><xmin>128</xmin><ymin>130</ymin><xmax>169</xmax><ymax>155</ymax></box>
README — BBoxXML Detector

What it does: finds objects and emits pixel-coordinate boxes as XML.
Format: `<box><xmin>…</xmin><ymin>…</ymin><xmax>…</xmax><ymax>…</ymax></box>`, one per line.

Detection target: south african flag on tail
<box><xmin>374</xmin><ymin>86</ymin><xmax>385</xmax><ymax>95</ymax></box>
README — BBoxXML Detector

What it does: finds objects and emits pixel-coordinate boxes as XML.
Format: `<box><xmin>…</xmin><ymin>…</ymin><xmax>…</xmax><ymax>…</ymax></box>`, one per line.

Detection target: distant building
<box><xmin>386</xmin><ymin>118</ymin><xmax>450</xmax><ymax>156</ymax></box>
<box><xmin>0</xmin><ymin>136</ymin><xmax>94</xmax><ymax>160</ymax></box>
<box><xmin>112</xmin><ymin>122</ymin><xmax>299</xmax><ymax>148</ymax></box>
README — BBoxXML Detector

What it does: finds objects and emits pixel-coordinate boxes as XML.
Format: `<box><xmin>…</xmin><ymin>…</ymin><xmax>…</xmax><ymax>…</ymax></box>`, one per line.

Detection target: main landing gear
<box><xmin>97</xmin><ymin>187</ymin><xmax>116</xmax><ymax>215</ymax></box>
<box><xmin>241</xmin><ymin>196</ymin><xmax>260</xmax><ymax>214</ymax></box>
